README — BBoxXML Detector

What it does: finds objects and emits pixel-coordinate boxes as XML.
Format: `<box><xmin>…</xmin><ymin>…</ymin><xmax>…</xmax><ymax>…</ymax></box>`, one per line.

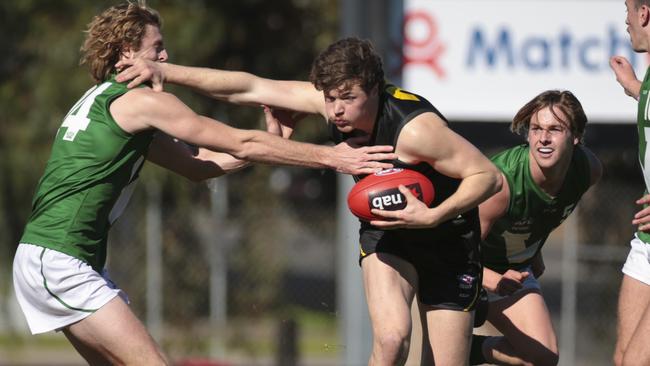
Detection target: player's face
<box><xmin>127</xmin><ymin>24</ymin><xmax>168</xmax><ymax>62</ymax></box>
<box><xmin>527</xmin><ymin>106</ymin><xmax>578</xmax><ymax>172</ymax></box>
<box><xmin>626</xmin><ymin>0</ymin><xmax>648</xmax><ymax>52</ymax></box>
<box><xmin>324</xmin><ymin>83</ymin><xmax>379</xmax><ymax>134</ymax></box>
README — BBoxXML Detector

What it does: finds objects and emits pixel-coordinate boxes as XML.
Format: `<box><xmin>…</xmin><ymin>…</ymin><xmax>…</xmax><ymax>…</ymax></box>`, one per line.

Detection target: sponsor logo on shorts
<box><xmin>457</xmin><ymin>274</ymin><xmax>476</xmax><ymax>290</ymax></box>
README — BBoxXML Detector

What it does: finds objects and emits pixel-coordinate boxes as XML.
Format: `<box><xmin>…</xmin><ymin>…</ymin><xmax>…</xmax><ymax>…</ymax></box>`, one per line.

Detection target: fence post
<box><xmin>560</xmin><ymin>210</ymin><xmax>578</xmax><ymax>365</ymax></box>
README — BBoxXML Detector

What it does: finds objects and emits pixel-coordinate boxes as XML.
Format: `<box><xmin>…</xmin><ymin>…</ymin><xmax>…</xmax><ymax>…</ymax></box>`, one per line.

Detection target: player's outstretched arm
<box><xmin>147</xmin><ymin>133</ymin><xmax>249</xmax><ymax>181</ymax></box>
<box><xmin>116</xmin><ymin>59</ymin><xmax>324</xmax><ymax>115</ymax></box>
<box><xmin>146</xmin><ymin>105</ymin><xmax>297</xmax><ymax>181</ymax></box>
<box><xmin>112</xmin><ymin>88</ymin><xmax>396</xmax><ymax>175</ymax></box>
<box><xmin>370</xmin><ymin>113</ymin><xmax>502</xmax><ymax>229</ymax></box>
<box><xmin>610</xmin><ymin>56</ymin><xmax>642</xmax><ymax>100</ymax></box>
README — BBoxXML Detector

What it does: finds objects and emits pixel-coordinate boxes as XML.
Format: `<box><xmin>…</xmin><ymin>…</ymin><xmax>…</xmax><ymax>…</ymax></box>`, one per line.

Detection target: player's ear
<box><xmin>641</xmin><ymin>5</ymin><xmax>650</xmax><ymax>26</ymax></box>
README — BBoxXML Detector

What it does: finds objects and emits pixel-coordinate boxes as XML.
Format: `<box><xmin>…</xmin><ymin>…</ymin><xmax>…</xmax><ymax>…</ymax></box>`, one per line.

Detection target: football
<box><xmin>347</xmin><ymin>168</ymin><xmax>434</xmax><ymax>221</ymax></box>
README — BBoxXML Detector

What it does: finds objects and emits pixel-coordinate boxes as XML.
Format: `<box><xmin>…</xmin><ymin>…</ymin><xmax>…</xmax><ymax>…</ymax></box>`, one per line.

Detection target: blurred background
<box><xmin>0</xmin><ymin>0</ymin><xmax>643</xmax><ymax>365</ymax></box>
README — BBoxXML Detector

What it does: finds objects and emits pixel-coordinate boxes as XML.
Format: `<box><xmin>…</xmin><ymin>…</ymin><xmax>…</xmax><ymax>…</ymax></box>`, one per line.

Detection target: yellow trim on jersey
<box><xmin>359</xmin><ymin>243</ymin><xmax>367</xmax><ymax>257</ymax></box>
<box><xmin>387</xmin><ymin>86</ymin><xmax>420</xmax><ymax>101</ymax></box>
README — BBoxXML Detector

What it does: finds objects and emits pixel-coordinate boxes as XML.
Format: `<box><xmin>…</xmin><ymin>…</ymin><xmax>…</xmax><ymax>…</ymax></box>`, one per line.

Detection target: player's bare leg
<box><xmin>481</xmin><ymin>290</ymin><xmax>558</xmax><ymax>366</ymax></box>
<box><xmin>362</xmin><ymin>253</ymin><xmax>417</xmax><ymax>366</ymax></box>
<box><xmin>614</xmin><ymin>275</ymin><xmax>650</xmax><ymax>366</ymax></box>
<box><xmin>420</xmin><ymin>304</ymin><xmax>473</xmax><ymax>366</ymax></box>
<box><xmin>63</xmin><ymin>297</ymin><xmax>168</xmax><ymax>365</ymax></box>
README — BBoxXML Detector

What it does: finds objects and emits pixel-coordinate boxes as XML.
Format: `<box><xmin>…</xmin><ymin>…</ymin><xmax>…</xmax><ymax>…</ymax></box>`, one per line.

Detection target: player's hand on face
<box><xmin>115</xmin><ymin>58</ymin><xmax>165</xmax><ymax>92</ymax></box>
<box><xmin>369</xmin><ymin>185</ymin><xmax>432</xmax><ymax>229</ymax></box>
<box><xmin>633</xmin><ymin>194</ymin><xmax>650</xmax><ymax>232</ymax></box>
<box><xmin>496</xmin><ymin>269</ymin><xmax>529</xmax><ymax>296</ymax></box>
<box><xmin>332</xmin><ymin>137</ymin><xmax>397</xmax><ymax>175</ymax></box>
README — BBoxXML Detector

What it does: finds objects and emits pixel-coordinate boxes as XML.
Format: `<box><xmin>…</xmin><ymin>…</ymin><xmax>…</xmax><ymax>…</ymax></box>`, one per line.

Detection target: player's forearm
<box><xmin>161</xmin><ymin>63</ymin><xmax>258</xmax><ymax>105</ymax></box>
<box><xmin>624</xmin><ymin>79</ymin><xmax>642</xmax><ymax>100</ymax></box>
<box><xmin>427</xmin><ymin>170</ymin><xmax>502</xmax><ymax>225</ymax></box>
<box><xmin>226</xmin><ymin>129</ymin><xmax>333</xmax><ymax>170</ymax></box>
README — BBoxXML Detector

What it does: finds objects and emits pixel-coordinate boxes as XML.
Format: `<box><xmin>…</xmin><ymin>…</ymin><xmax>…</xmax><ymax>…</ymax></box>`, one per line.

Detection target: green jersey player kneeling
<box><xmin>458</xmin><ymin>90</ymin><xmax>602</xmax><ymax>366</ymax></box>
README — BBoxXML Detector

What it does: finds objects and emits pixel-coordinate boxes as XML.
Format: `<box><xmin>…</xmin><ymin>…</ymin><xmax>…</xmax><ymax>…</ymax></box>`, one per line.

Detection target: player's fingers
<box><xmin>116</xmin><ymin>68</ymin><xmax>136</xmax><ymax>83</ymax></box>
<box><xmin>397</xmin><ymin>185</ymin><xmax>417</xmax><ymax>202</ymax></box>
<box><xmin>115</xmin><ymin>59</ymin><xmax>134</xmax><ymax>70</ymax></box>
<box><xmin>362</xmin><ymin>161</ymin><xmax>395</xmax><ymax>169</ymax></box>
<box><xmin>633</xmin><ymin>207</ymin><xmax>650</xmax><ymax>220</ymax></box>
<box><xmin>362</xmin><ymin>145</ymin><xmax>395</xmax><ymax>153</ymax></box>
<box><xmin>520</xmin><ymin>271</ymin><xmax>530</xmax><ymax>279</ymax></box>
<box><xmin>363</xmin><ymin>153</ymin><xmax>398</xmax><ymax>162</ymax></box>
<box><xmin>637</xmin><ymin>195</ymin><xmax>650</xmax><ymax>204</ymax></box>
<box><xmin>126</xmin><ymin>75</ymin><xmax>147</xmax><ymax>89</ymax></box>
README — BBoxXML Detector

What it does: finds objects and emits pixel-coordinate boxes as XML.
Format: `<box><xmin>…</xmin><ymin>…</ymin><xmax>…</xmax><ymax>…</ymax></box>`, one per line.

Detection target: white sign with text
<box><xmin>402</xmin><ymin>0</ymin><xmax>648</xmax><ymax>122</ymax></box>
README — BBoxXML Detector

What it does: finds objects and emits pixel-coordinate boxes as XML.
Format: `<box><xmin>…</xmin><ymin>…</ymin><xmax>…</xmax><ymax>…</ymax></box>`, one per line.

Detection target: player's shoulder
<box><xmin>116</xmin><ymin>86</ymin><xmax>178</xmax><ymax>109</ymax></box>
<box><xmin>490</xmin><ymin>144</ymin><xmax>529</xmax><ymax>179</ymax></box>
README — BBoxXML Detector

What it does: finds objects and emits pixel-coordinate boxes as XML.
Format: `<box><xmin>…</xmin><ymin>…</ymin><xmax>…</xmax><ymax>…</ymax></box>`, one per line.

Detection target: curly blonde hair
<box><xmin>80</xmin><ymin>1</ymin><xmax>161</xmax><ymax>82</ymax></box>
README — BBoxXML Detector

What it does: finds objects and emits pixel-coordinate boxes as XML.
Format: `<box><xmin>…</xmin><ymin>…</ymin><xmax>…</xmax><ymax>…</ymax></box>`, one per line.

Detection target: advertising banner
<box><xmin>403</xmin><ymin>0</ymin><xmax>648</xmax><ymax>122</ymax></box>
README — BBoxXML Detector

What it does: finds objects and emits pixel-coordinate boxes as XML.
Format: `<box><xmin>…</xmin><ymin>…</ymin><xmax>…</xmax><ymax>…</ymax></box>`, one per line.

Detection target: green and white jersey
<box><xmin>637</xmin><ymin>67</ymin><xmax>650</xmax><ymax>244</ymax></box>
<box><xmin>482</xmin><ymin>144</ymin><xmax>591</xmax><ymax>273</ymax></box>
<box><xmin>20</xmin><ymin>76</ymin><xmax>154</xmax><ymax>271</ymax></box>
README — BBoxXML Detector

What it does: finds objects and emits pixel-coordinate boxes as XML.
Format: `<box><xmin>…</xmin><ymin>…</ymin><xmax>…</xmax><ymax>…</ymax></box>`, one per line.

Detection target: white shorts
<box><xmin>13</xmin><ymin>243</ymin><xmax>128</xmax><ymax>334</ymax></box>
<box><xmin>487</xmin><ymin>266</ymin><xmax>542</xmax><ymax>302</ymax></box>
<box><xmin>622</xmin><ymin>234</ymin><xmax>650</xmax><ymax>286</ymax></box>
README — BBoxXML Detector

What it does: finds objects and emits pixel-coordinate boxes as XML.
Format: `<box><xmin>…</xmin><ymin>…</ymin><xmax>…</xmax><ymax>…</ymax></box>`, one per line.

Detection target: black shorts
<box><xmin>358</xmin><ymin>213</ymin><xmax>482</xmax><ymax>311</ymax></box>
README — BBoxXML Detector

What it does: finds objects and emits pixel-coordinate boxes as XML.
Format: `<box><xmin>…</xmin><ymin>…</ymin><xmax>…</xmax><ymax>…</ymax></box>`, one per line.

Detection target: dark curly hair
<box><xmin>309</xmin><ymin>37</ymin><xmax>385</xmax><ymax>94</ymax></box>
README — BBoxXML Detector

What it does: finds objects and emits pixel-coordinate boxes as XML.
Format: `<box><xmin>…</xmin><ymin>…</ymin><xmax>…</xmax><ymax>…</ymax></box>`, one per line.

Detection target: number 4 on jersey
<box><xmin>60</xmin><ymin>82</ymin><xmax>111</xmax><ymax>141</ymax></box>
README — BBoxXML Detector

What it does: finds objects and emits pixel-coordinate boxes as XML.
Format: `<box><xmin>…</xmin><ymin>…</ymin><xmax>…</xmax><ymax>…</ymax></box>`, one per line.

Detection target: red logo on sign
<box><xmin>403</xmin><ymin>10</ymin><xmax>446</xmax><ymax>79</ymax></box>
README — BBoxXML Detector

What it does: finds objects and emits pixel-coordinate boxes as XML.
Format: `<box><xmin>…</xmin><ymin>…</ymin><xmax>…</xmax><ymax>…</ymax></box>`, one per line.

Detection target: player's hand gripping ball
<box><xmin>347</xmin><ymin>168</ymin><xmax>434</xmax><ymax>221</ymax></box>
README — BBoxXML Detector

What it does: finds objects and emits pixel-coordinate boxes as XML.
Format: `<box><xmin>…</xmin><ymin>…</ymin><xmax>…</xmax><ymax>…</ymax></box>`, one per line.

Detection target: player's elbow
<box><xmin>485</xmin><ymin>166</ymin><xmax>503</xmax><ymax>197</ymax></box>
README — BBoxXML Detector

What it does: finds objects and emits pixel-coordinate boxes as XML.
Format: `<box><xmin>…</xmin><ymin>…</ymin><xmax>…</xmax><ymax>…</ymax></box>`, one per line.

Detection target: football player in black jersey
<box><xmin>116</xmin><ymin>37</ymin><xmax>501</xmax><ymax>366</ymax></box>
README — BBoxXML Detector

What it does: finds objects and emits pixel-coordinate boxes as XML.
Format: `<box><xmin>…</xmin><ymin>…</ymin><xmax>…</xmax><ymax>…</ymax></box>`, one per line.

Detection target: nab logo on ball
<box><xmin>368</xmin><ymin>184</ymin><xmax>423</xmax><ymax>210</ymax></box>
<box><xmin>347</xmin><ymin>168</ymin><xmax>434</xmax><ymax>222</ymax></box>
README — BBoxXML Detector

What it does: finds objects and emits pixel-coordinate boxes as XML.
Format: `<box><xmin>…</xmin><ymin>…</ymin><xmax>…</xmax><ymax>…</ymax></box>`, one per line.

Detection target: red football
<box><xmin>347</xmin><ymin>168</ymin><xmax>435</xmax><ymax>221</ymax></box>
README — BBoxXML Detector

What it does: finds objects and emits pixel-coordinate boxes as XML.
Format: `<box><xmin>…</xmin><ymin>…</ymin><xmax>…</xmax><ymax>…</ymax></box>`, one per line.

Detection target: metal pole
<box><xmin>560</xmin><ymin>210</ymin><xmax>578</xmax><ymax>366</ymax></box>
<box><xmin>209</xmin><ymin>178</ymin><xmax>228</xmax><ymax>359</ymax></box>
<box><xmin>337</xmin><ymin>174</ymin><xmax>372</xmax><ymax>366</ymax></box>
<box><xmin>146</xmin><ymin>181</ymin><xmax>163</xmax><ymax>340</ymax></box>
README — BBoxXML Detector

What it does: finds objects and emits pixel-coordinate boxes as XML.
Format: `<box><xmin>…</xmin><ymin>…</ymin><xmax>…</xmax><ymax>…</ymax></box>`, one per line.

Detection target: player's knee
<box><xmin>373</xmin><ymin>331</ymin><xmax>410</xmax><ymax>362</ymax></box>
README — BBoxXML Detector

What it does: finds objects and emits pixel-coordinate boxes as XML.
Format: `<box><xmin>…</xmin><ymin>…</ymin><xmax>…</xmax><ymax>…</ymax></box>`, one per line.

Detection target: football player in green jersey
<box><xmin>12</xmin><ymin>3</ymin><xmax>399</xmax><ymax>365</ymax></box>
<box><xmin>116</xmin><ymin>38</ymin><xmax>501</xmax><ymax>366</ymax></box>
<box><xmin>464</xmin><ymin>90</ymin><xmax>602</xmax><ymax>365</ymax></box>
<box><xmin>609</xmin><ymin>1</ymin><xmax>650</xmax><ymax>365</ymax></box>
